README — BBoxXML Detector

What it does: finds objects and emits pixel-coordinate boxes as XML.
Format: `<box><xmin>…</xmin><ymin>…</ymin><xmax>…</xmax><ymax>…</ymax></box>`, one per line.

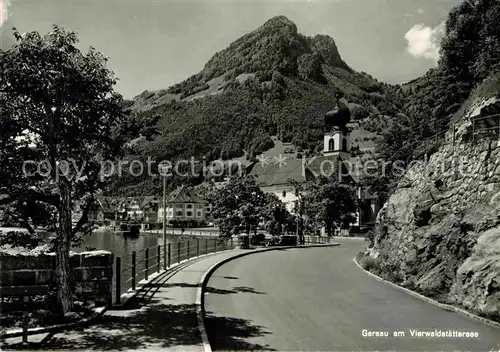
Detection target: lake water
<box><xmin>76</xmin><ymin>230</ymin><xmax>162</xmax><ymax>257</ymax></box>
<box><xmin>77</xmin><ymin>230</ymin><xmax>227</xmax><ymax>302</ymax></box>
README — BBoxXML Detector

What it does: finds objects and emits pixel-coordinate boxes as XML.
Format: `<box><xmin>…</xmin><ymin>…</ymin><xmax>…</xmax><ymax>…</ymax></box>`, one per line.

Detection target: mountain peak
<box><xmin>262</xmin><ymin>15</ymin><xmax>298</xmax><ymax>33</ymax></box>
<box><xmin>162</xmin><ymin>15</ymin><xmax>351</xmax><ymax>98</ymax></box>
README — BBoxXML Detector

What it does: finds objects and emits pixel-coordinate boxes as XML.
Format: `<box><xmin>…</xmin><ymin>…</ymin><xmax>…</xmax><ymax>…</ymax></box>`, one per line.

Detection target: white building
<box><xmin>157</xmin><ymin>185</ymin><xmax>208</xmax><ymax>225</ymax></box>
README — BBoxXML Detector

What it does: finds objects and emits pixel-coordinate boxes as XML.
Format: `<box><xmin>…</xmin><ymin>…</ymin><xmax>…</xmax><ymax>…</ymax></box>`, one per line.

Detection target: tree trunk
<box><xmin>55</xmin><ymin>178</ymin><xmax>74</xmax><ymax>315</ymax></box>
<box><xmin>326</xmin><ymin>220</ymin><xmax>333</xmax><ymax>237</ymax></box>
<box><xmin>298</xmin><ymin>218</ymin><xmax>304</xmax><ymax>245</ymax></box>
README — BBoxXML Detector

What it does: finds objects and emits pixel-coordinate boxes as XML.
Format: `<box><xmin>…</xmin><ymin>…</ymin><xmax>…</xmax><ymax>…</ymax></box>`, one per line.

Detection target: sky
<box><xmin>0</xmin><ymin>0</ymin><xmax>462</xmax><ymax>99</ymax></box>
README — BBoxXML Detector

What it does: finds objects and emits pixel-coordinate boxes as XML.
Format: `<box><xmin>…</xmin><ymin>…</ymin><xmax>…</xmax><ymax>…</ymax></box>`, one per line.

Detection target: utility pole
<box><xmin>249</xmin><ymin>223</ymin><xmax>252</xmax><ymax>249</ymax></box>
<box><xmin>296</xmin><ymin>214</ymin><xmax>299</xmax><ymax>237</ymax></box>
<box><xmin>161</xmin><ymin>168</ymin><xmax>168</xmax><ymax>266</ymax></box>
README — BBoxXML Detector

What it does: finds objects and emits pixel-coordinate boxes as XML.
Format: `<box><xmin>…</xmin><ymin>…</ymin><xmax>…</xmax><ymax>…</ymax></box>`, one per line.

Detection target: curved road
<box><xmin>204</xmin><ymin>239</ymin><xmax>500</xmax><ymax>351</ymax></box>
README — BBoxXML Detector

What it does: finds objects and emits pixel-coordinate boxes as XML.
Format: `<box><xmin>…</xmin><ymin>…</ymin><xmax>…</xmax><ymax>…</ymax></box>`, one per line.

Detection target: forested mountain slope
<box><xmin>111</xmin><ymin>16</ymin><xmax>401</xmax><ymax>195</ymax></box>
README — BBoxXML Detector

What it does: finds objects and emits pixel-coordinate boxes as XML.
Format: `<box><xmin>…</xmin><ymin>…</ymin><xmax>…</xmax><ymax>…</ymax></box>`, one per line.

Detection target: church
<box><xmin>246</xmin><ymin>95</ymin><xmax>379</xmax><ymax>234</ymax></box>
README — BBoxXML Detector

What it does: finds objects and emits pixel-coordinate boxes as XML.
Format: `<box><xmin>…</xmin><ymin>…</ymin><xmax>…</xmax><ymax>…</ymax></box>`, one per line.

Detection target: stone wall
<box><xmin>0</xmin><ymin>250</ymin><xmax>113</xmax><ymax>308</ymax></box>
<box><xmin>366</xmin><ymin>97</ymin><xmax>500</xmax><ymax>321</ymax></box>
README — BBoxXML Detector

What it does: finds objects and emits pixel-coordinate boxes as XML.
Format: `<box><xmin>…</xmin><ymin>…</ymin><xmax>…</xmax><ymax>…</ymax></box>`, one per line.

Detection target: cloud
<box><xmin>0</xmin><ymin>0</ymin><xmax>11</xmax><ymax>27</ymax></box>
<box><xmin>404</xmin><ymin>21</ymin><xmax>445</xmax><ymax>63</ymax></box>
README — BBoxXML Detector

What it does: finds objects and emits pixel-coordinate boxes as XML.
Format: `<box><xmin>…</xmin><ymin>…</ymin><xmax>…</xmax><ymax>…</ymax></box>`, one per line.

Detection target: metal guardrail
<box><xmin>409</xmin><ymin>112</ymin><xmax>500</xmax><ymax>162</ymax></box>
<box><xmin>112</xmin><ymin>234</ymin><xmax>335</xmax><ymax>304</ymax></box>
<box><xmin>421</xmin><ymin>113</ymin><xmax>500</xmax><ymax>147</ymax></box>
<box><xmin>303</xmin><ymin>236</ymin><xmax>335</xmax><ymax>244</ymax></box>
<box><xmin>142</xmin><ymin>229</ymin><xmax>220</xmax><ymax>237</ymax></box>
<box><xmin>113</xmin><ymin>236</ymin><xmax>235</xmax><ymax>304</ymax></box>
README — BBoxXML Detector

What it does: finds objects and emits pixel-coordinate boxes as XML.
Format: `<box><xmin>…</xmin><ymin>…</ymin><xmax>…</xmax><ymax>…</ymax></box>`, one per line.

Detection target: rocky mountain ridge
<box><xmin>112</xmin><ymin>16</ymin><xmax>399</xmax><ymax>195</ymax></box>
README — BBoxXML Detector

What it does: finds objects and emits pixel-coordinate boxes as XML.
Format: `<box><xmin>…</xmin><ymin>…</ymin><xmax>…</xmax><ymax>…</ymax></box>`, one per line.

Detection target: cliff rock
<box><xmin>366</xmin><ymin>97</ymin><xmax>500</xmax><ymax>321</ymax></box>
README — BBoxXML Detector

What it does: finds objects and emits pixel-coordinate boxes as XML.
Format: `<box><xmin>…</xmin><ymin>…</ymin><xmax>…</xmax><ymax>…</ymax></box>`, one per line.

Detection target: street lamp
<box><xmin>248</xmin><ymin>192</ymin><xmax>259</xmax><ymax>249</ymax></box>
<box><xmin>160</xmin><ymin>165</ymin><xmax>170</xmax><ymax>268</ymax></box>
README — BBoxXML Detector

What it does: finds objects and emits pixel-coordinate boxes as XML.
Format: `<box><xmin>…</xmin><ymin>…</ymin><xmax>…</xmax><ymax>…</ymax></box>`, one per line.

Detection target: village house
<box><xmin>140</xmin><ymin>196</ymin><xmax>161</xmax><ymax>230</ymax></box>
<box><xmin>157</xmin><ymin>185</ymin><xmax>209</xmax><ymax>227</ymax></box>
<box><xmin>74</xmin><ymin>191</ymin><xmax>208</xmax><ymax>230</ymax></box>
<box><xmin>79</xmin><ymin>196</ymin><xmax>161</xmax><ymax>229</ymax></box>
<box><xmin>80</xmin><ymin>196</ymin><xmax>128</xmax><ymax>226</ymax></box>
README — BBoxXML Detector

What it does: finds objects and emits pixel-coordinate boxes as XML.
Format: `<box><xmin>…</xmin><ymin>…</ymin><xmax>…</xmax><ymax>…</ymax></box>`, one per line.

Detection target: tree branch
<box><xmin>71</xmin><ymin>196</ymin><xmax>94</xmax><ymax>236</ymax></box>
<box><xmin>2</xmin><ymin>207</ymin><xmax>36</xmax><ymax>234</ymax></box>
<box><xmin>0</xmin><ymin>190</ymin><xmax>60</xmax><ymax>207</ymax></box>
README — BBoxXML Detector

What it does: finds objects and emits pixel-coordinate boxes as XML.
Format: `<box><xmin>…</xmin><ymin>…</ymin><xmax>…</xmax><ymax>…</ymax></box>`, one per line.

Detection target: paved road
<box><xmin>204</xmin><ymin>239</ymin><xmax>500</xmax><ymax>351</ymax></box>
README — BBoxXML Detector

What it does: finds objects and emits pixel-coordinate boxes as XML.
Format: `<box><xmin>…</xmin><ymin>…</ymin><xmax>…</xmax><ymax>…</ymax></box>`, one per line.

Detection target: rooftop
<box><xmin>247</xmin><ymin>154</ymin><xmax>356</xmax><ymax>187</ymax></box>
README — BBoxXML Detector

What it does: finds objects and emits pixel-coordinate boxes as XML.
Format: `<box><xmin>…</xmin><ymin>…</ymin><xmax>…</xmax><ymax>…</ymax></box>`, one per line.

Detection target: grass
<box><xmin>451</xmin><ymin>71</ymin><xmax>500</xmax><ymax>125</ymax></box>
<box><xmin>356</xmin><ymin>252</ymin><xmax>380</xmax><ymax>273</ymax></box>
<box><xmin>474</xmin><ymin>71</ymin><xmax>500</xmax><ymax>100</ymax></box>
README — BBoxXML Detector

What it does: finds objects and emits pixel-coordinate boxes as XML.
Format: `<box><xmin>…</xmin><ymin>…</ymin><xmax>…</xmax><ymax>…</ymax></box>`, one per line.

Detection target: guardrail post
<box><xmin>498</xmin><ymin>116</ymin><xmax>500</xmax><ymax>140</ymax></box>
<box><xmin>168</xmin><ymin>243</ymin><xmax>171</xmax><ymax>267</ymax></box>
<box><xmin>473</xmin><ymin>117</ymin><xmax>476</xmax><ymax>144</ymax></box>
<box><xmin>177</xmin><ymin>241</ymin><xmax>181</xmax><ymax>262</ymax></box>
<box><xmin>116</xmin><ymin>257</ymin><xmax>121</xmax><ymax>305</ymax></box>
<box><xmin>145</xmin><ymin>248</ymin><xmax>149</xmax><ymax>281</ymax></box>
<box><xmin>452</xmin><ymin>123</ymin><xmax>456</xmax><ymax>145</ymax></box>
<box><xmin>197</xmin><ymin>239</ymin><xmax>200</xmax><ymax>256</ymax></box>
<box><xmin>22</xmin><ymin>298</ymin><xmax>29</xmax><ymax>343</ymax></box>
<box><xmin>214</xmin><ymin>239</ymin><xmax>217</xmax><ymax>252</ymax></box>
<box><xmin>131</xmin><ymin>251</ymin><xmax>136</xmax><ymax>290</ymax></box>
<box><xmin>231</xmin><ymin>237</ymin><xmax>234</xmax><ymax>249</ymax></box>
<box><xmin>205</xmin><ymin>238</ymin><xmax>208</xmax><ymax>254</ymax></box>
<box><xmin>157</xmin><ymin>245</ymin><xmax>161</xmax><ymax>272</ymax></box>
<box><xmin>163</xmin><ymin>240</ymin><xmax>167</xmax><ymax>270</ymax></box>
<box><xmin>187</xmin><ymin>240</ymin><xmax>190</xmax><ymax>259</ymax></box>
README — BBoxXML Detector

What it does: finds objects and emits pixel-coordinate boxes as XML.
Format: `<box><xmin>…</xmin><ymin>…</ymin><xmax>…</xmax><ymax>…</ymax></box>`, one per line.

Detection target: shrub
<box><xmin>253</xmin><ymin>135</ymin><xmax>274</xmax><ymax>155</ymax></box>
<box><xmin>0</xmin><ymin>231</ymin><xmax>42</xmax><ymax>250</ymax></box>
<box><xmin>358</xmin><ymin>254</ymin><xmax>380</xmax><ymax>272</ymax></box>
<box><xmin>474</xmin><ymin>71</ymin><xmax>500</xmax><ymax>100</ymax></box>
<box><xmin>365</xmin><ymin>230</ymin><xmax>375</xmax><ymax>248</ymax></box>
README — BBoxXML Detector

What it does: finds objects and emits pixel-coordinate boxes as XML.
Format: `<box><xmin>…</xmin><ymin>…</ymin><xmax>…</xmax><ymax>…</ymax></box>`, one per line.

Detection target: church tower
<box><xmin>323</xmin><ymin>92</ymin><xmax>351</xmax><ymax>160</ymax></box>
<box><xmin>323</xmin><ymin>128</ymin><xmax>351</xmax><ymax>160</ymax></box>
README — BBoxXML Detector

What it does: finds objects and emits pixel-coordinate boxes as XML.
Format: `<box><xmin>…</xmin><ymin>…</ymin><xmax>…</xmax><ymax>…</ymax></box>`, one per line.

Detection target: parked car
<box><xmin>266</xmin><ymin>235</ymin><xmax>282</xmax><ymax>246</ymax></box>
<box><xmin>251</xmin><ymin>233</ymin><xmax>266</xmax><ymax>245</ymax></box>
<box><xmin>280</xmin><ymin>235</ymin><xmax>298</xmax><ymax>246</ymax></box>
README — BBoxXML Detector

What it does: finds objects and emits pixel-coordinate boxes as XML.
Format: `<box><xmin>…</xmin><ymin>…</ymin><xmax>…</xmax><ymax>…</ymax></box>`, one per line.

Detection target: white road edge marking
<box><xmin>352</xmin><ymin>256</ymin><xmax>500</xmax><ymax>329</ymax></box>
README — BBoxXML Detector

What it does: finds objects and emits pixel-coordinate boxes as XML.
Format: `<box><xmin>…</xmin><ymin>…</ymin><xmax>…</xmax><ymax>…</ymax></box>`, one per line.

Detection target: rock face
<box><xmin>366</xmin><ymin>97</ymin><xmax>500</xmax><ymax>321</ymax></box>
<box><xmin>191</xmin><ymin>15</ymin><xmax>351</xmax><ymax>85</ymax></box>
